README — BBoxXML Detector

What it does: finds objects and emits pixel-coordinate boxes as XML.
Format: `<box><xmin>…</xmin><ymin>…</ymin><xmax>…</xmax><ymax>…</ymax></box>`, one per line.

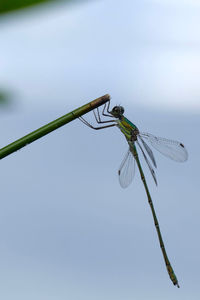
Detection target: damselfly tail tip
<box><xmin>172</xmin><ymin>278</ymin><xmax>180</xmax><ymax>288</ymax></box>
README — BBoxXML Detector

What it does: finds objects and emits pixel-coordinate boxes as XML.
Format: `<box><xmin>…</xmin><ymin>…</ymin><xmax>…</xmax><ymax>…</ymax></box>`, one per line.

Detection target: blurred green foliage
<box><xmin>0</xmin><ymin>90</ymin><xmax>11</xmax><ymax>107</ymax></box>
<box><xmin>0</xmin><ymin>0</ymin><xmax>66</xmax><ymax>14</ymax></box>
<box><xmin>0</xmin><ymin>0</ymin><xmax>83</xmax><ymax>106</ymax></box>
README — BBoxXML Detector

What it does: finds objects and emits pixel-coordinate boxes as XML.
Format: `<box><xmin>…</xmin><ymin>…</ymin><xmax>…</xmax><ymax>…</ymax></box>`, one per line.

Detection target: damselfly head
<box><xmin>110</xmin><ymin>106</ymin><xmax>124</xmax><ymax>118</ymax></box>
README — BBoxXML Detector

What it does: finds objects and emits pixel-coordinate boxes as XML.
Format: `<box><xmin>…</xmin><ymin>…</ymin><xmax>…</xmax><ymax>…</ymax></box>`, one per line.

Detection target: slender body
<box><xmin>117</xmin><ymin>115</ymin><xmax>179</xmax><ymax>287</ymax></box>
<box><xmin>79</xmin><ymin>101</ymin><xmax>188</xmax><ymax>287</ymax></box>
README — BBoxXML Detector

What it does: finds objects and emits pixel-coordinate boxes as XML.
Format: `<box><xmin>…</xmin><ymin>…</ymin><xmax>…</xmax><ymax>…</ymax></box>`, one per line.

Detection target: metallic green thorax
<box><xmin>117</xmin><ymin>116</ymin><xmax>139</xmax><ymax>141</ymax></box>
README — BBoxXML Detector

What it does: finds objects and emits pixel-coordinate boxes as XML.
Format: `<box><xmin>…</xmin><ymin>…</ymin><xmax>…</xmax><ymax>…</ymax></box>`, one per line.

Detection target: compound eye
<box><xmin>120</xmin><ymin>107</ymin><xmax>124</xmax><ymax>114</ymax></box>
<box><xmin>113</xmin><ymin>106</ymin><xmax>119</xmax><ymax>112</ymax></box>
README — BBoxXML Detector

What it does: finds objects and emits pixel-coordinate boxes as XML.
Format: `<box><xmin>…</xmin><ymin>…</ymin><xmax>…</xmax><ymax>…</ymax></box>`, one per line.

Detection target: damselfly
<box><xmin>79</xmin><ymin>101</ymin><xmax>188</xmax><ymax>287</ymax></box>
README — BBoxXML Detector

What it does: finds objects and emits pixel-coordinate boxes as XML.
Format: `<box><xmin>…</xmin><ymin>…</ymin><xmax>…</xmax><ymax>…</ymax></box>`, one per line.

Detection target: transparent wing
<box><xmin>140</xmin><ymin>132</ymin><xmax>188</xmax><ymax>162</ymax></box>
<box><xmin>136</xmin><ymin>140</ymin><xmax>157</xmax><ymax>186</ymax></box>
<box><xmin>138</xmin><ymin>135</ymin><xmax>157</xmax><ymax>168</ymax></box>
<box><xmin>118</xmin><ymin>149</ymin><xmax>135</xmax><ymax>188</ymax></box>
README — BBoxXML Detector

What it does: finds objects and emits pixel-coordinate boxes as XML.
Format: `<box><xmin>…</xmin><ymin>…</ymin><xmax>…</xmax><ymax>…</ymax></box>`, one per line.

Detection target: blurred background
<box><xmin>0</xmin><ymin>0</ymin><xmax>199</xmax><ymax>299</ymax></box>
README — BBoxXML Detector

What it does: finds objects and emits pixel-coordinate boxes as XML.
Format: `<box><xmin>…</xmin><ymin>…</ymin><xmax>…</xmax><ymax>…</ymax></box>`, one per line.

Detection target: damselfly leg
<box><xmin>79</xmin><ymin>101</ymin><xmax>117</xmax><ymax>130</ymax></box>
<box><xmin>102</xmin><ymin>100</ymin><xmax>113</xmax><ymax>117</ymax></box>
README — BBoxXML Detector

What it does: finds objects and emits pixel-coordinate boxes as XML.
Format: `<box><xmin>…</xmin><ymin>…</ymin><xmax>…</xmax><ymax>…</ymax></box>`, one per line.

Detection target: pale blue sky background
<box><xmin>0</xmin><ymin>0</ymin><xmax>199</xmax><ymax>299</ymax></box>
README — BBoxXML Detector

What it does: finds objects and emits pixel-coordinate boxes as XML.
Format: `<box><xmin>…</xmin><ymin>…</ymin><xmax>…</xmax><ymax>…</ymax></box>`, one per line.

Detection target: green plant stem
<box><xmin>0</xmin><ymin>94</ymin><xmax>110</xmax><ymax>160</ymax></box>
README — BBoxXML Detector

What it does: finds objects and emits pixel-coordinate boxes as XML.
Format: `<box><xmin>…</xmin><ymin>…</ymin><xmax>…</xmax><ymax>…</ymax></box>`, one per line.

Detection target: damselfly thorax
<box><xmin>117</xmin><ymin>116</ymin><xmax>139</xmax><ymax>142</ymax></box>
